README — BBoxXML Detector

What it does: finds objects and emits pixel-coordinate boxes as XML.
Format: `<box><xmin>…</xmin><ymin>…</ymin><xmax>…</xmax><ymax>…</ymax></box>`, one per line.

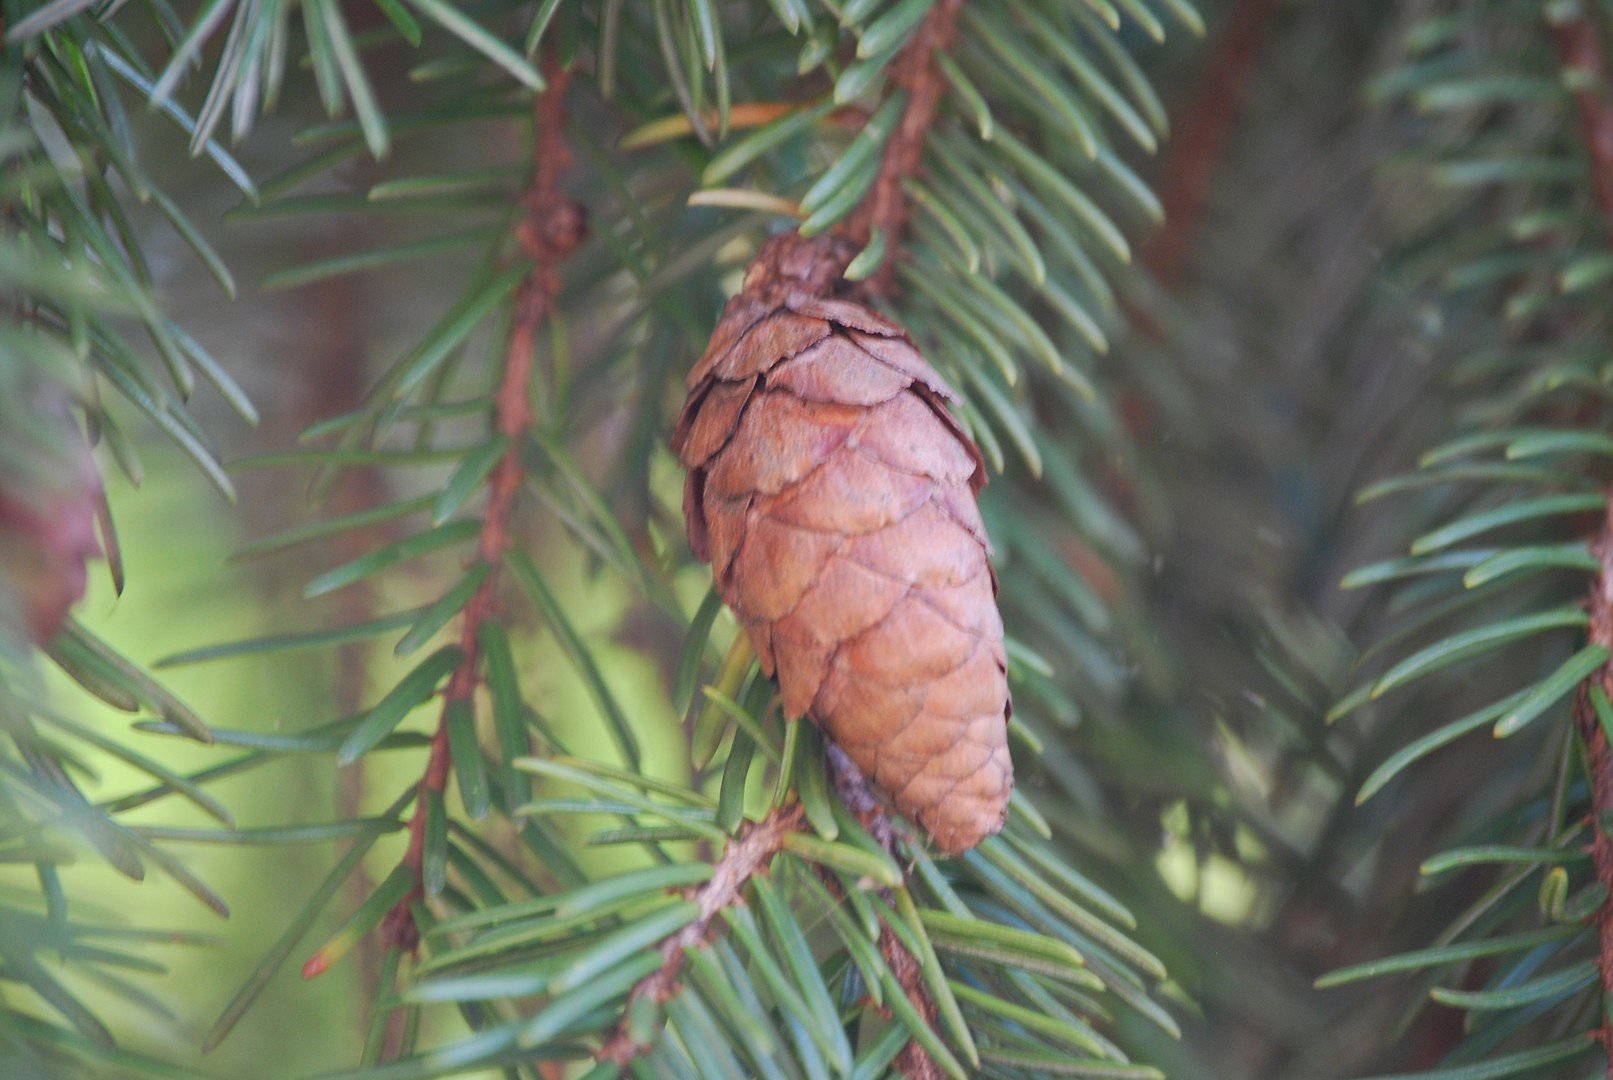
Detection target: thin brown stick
<box><xmin>374</xmin><ymin>51</ymin><xmax>585</xmax><ymax>955</ymax></box>
<box><xmin>1549</xmin><ymin>8</ymin><xmax>1613</xmax><ymax>227</ymax></box>
<box><xmin>313</xmin><ymin>260</ymin><xmax>391</xmax><ymax>1018</ymax></box>
<box><xmin>841</xmin><ymin>0</ymin><xmax>966</xmax><ymax>295</ymax></box>
<box><xmin>881</xmin><ymin>923</ymin><xmax>944</xmax><ymax>1080</ymax></box>
<box><xmin>1141</xmin><ymin>0</ymin><xmax>1277</xmax><ymax>285</ymax></box>
<box><xmin>597</xmin><ymin>804</ymin><xmax>806</xmax><ymax>1067</ymax></box>
<box><xmin>1575</xmin><ymin>507</ymin><xmax>1613</xmax><ymax>1069</ymax></box>
<box><xmin>825</xmin><ymin>744</ymin><xmax>942</xmax><ymax>1079</ymax></box>
<box><xmin>813</xmin><ymin>4</ymin><xmax>966</xmax><ymax>1068</ymax></box>
<box><xmin>595</xmin><ymin>749</ymin><xmax>943</xmax><ymax>1077</ymax></box>
<box><xmin>1553</xmin><ymin>10</ymin><xmax>1613</xmax><ymax>1072</ymax></box>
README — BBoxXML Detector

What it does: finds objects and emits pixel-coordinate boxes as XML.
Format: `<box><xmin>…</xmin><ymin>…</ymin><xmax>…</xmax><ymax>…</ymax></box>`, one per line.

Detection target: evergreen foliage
<box><xmin>6</xmin><ymin>0</ymin><xmax>1613</xmax><ymax>1077</ymax></box>
<box><xmin>1</xmin><ymin>0</ymin><xmax>1195</xmax><ymax>1076</ymax></box>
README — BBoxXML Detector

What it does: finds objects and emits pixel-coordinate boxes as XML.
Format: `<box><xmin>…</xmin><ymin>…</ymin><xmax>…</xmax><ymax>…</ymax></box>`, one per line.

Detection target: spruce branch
<box><xmin>371</xmin><ymin>49</ymin><xmax>585</xmax><ymax>957</ymax></box>
<box><xmin>880</xmin><ymin>921</ymin><xmax>946</xmax><ymax>1080</ymax></box>
<box><xmin>597</xmin><ymin>803</ymin><xmax>807</xmax><ymax>1068</ymax></box>
<box><xmin>307</xmin><ymin>253</ymin><xmax>392</xmax><ymax>1024</ymax></box>
<box><xmin>628</xmin><ymin>7</ymin><xmax>996</xmax><ymax>1072</ymax></box>
<box><xmin>594</xmin><ymin>744</ymin><xmax>948</xmax><ymax>1079</ymax></box>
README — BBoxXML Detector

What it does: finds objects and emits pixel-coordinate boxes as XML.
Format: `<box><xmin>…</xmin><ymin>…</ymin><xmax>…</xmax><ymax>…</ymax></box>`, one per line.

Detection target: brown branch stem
<box><xmin>376</xmin><ymin>51</ymin><xmax>584</xmax><ymax>955</ymax></box>
<box><xmin>1141</xmin><ymin>0</ymin><xmax>1277</xmax><ymax>286</ymax></box>
<box><xmin>840</xmin><ymin>0</ymin><xmax>965</xmax><ymax>295</ymax></box>
<box><xmin>1575</xmin><ymin>505</ymin><xmax>1613</xmax><ymax>1069</ymax></box>
<box><xmin>880</xmin><ymin>923</ymin><xmax>944</xmax><ymax>1080</ymax></box>
<box><xmin>1549</xmin><ymin>7</ymin><xmax>1613</xmax><ymax>228</ymax></box>
<box><xmin>597</xmin><ymin>804</ymin><xmax>807</xmax><ymax>1068</ymax></box>
<box><xmin>600</xmin><ymin>6</ymin><xmax>969</xmax><ymax>1066</ymax></box>
<box><xmin>825</xmin><ymin>744</ymin><xmax>942</xmax><ymax>1080</ymax></box>
<box><xmin>1553</xmin><ymin>11</ymin><xmax>1613</xmax><ymax>1072</ymax></box>
<box><xmin>316</xmin><ymin>257</ymin><xmax>390</xmax><ymax>1019</ymax></box>
<box><xmin>596</xmin><ymin>748</ymin><xmax>941</xmax><ymax>1077</ymax></box>
<box><xmin>818</xmin><ymin>5</ymin><xmax>966</xmax><ymax>1064</ymax></box>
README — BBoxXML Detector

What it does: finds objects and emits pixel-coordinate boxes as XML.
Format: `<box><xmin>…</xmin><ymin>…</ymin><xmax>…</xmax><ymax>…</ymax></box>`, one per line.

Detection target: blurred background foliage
<box><xmin>7</xmin><ymin>0</ymin><xmax>1613</xmax><ymax>1077</ymax></box>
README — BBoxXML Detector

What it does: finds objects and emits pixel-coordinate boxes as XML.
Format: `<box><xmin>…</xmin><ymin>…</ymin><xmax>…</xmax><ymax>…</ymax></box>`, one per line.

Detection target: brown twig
<box><xmin>307</xmin><ymin>252</ymin><xmax>392</xmax><ymax>1018</ymax></box>
<box><xmin>1553</xmin><ymin>11</ymin><xmax>1613</xmax><ymax>1071</ymax></box>
<box><xmin>807</xmin><ymin>861</ymin><xmax>943</xmax><ymax>1080</ymax></box>
<box><xmin>594</xmin><ymin>747</ymin><xmax>943</xmax><ymax>1077</ymax></box>
<box><xmin>1549</xmin><ymin>5</ymin><xmax>1613</xmax><ymax>227</ymax></box>
<box><xmin>597</xmin><ymin>804</ymin><xmax>806</xmax><ymax>1067</ymax></box>
<box><xmin>840</xmin><ymin>0</ymin><xmax>966</xmax><ymax>295</ymax></box>
<box><xmin>716</xmin><ymin>6</ymin><xmax>972</xmax><ymax>1059</ymax></box>
<box><xmin>1575</xmin><ymin>507</ymin><xmax>1613</xmax><ymax>1070</ymax></box>
<box><xmin>824</xmin><ymin>744</ymin><xmax>943</xmax><ymax>1079</ymax></box>
<box><xmin>1140</xmin><ymin>0</ymin><xmax>1277</xmax><ymax>286</ymax></box>
<box><xmin>880</xmin><ymin>923</ymin><xmax>945</xmax><ymax>1080</ymax></box>
<box><xmin>368</xmin><ymin>50</ymin><xmax>585</xmax><ymax>957</ymax></box>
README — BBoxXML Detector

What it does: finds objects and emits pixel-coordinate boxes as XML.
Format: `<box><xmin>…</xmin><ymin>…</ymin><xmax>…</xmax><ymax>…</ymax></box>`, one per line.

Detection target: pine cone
<box><xmin>0</xmin><ymin>412</ymin><xmax>101</xmax><ymax>645</ymax></box>
<box><xmin>674</xmin><ymin>233</ymin><xmax>1012</xmax><ymax>854</ymax></box>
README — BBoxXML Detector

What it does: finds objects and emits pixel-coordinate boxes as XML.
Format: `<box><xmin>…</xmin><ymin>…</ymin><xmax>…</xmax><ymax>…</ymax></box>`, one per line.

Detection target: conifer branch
<box><xmin>767</xmin><ymin>132</ymin><xmax>976</xmax><ymax>1055</ymax></box>
<box><xmin>881</xmin><ymin>923</ymin><xmax>945</xmax><ymax>1080</ymax></box>
<box><xmin>308</xmin><ymin>261</ymin><xmax>391</xmax><ymax>1015</ymax></box>
<box><xmin>669</xmin><ymin>2</ymin><xmax>983</xmax><ymax>1059</ymax></box>
<box><xmin>597</xmin><ymin>804</ymin><xmax>807</xmax><ymax>1069</ymax></box>
<box><xmin>595</xmin><ymin>747</ymin><xmax>946</xmax><ymax>1078</ymax></box>
<box><xmin>842</xmin><ymin>0</ymin><xmax>965</xmax><ymax>294</ymax></box>
<box><xmin>377</xmin><ymin>50</ymin><xmax>585</xmax><ymax>954</ymax></box>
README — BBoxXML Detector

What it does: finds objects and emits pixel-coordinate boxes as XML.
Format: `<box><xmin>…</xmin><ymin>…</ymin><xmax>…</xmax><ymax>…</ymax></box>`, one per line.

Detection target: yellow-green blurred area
<box><xmin>23</xmin><ymin>444</ymin><xmax>674</xmax><ymax>1076</ymax></box>
<box><xmin>19</xmin><ymin>398</ymin><xmax>709</xmax><ymax>1076</ymax></box>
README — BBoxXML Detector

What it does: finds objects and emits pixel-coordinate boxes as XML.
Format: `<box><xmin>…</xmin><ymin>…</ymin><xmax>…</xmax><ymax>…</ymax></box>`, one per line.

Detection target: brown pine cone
<box><xmin>0</xmin><ymin>419</ymin><xmax>101</xmax><ymax>645</ymax></box>
<box><xmin>674</xmin><ymin>233</ymin><xmax>1012</xmax><ymax>854</ymax></box>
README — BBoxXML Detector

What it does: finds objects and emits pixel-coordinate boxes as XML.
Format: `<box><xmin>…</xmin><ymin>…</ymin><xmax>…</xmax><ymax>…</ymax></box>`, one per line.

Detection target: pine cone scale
<box><xmin>770</xmin><ymin>337</ymin><xmax>912</xmax><ymax>405</ymax></box>
<box><xmin>705</xmin><ymin>393</ymin><xmax>861</xmax><ymax>498</ymax></box>
<box><xmin>767</xmin><ymin>454</ymin><xmax>933</xmax><ymax>535</ymax></box>
<box><xmin>678</xmin><ymin>379</ymin><xmax>757</xmax><ymax>468</ymax></box>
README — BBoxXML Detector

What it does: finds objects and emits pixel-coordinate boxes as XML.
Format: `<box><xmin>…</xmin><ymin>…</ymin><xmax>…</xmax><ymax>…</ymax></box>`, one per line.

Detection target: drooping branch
<box><xmin>655</xmin><ymin>5</ymin><xmax>971</xmax><ymax>1065</ymax></box>
<box><xmin>371</xmin><ymin>50</ymin><xmax>585</xmax><ymax>956</ymax></box>
<box><xmin>597</xmin><ymin>804</ymin><xmax>806</xmax><ymax>1067</ymax></box>
<box><xmin>840</xmin><ymin>0</ymin><xmax>965</xmax><ymax>294</ymax></box>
